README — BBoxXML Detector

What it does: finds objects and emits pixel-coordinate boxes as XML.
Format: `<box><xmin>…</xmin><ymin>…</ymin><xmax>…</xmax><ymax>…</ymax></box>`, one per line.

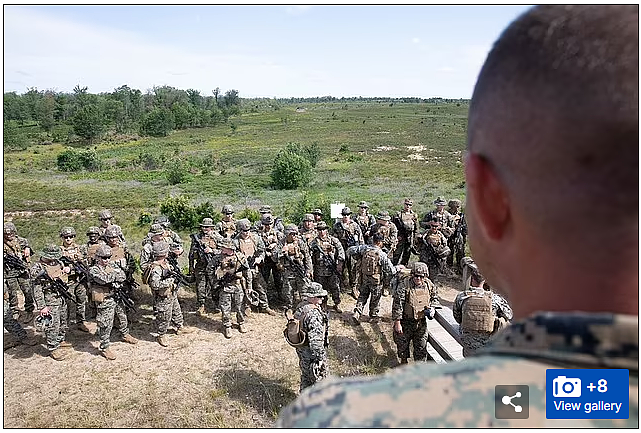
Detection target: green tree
<box><xmin>141</xmin><ymin>107</ymin><xmax>175</xmax><ymax>137</ymax></box>
<box><xmin>35</xmin><ymin>91</ymin><xmax>56</xmax><ymax>132</ymax></box>
<box><xmin>3</xmin><ymin>121</ymin><xmax>27</xmax><ymax>151</ymax></box>
<box><xmin>72</xmin><ymin>105</ymin><xmax>105</xmax><ymax>142</ymax></box>
<box><xmin>171</xmin><ymin>102</ymin><xmax>191</xmax><ymax>129</ymax></box>
<box><xmin>3</xmin><ymin>92</ymin><xmax>27</xmax><ymax>124</ymax></box>
<box><xmin>271</xmin><ymin>148</ymin><xmax>312</xmax><ymax>190</ymax></box>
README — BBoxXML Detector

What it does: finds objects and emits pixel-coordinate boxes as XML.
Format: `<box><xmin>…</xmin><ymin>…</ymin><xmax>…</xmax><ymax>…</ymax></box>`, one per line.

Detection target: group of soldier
<box><xmin>4</xmin><ymin>197</ymin><xmax>511</xmax><ymax>392</ymax></box>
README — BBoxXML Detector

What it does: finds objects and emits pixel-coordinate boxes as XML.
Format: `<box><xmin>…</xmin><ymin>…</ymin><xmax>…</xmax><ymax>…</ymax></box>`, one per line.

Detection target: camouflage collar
<box><xmin>482</xmin><ymin>312</ymin><xmax>638</xmax><ymax>372</ymax></box>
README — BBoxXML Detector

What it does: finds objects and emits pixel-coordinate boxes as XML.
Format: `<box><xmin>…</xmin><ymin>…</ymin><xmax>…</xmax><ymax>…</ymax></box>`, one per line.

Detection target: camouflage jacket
<box><xmin>309</xmin><ymin>234</ymin><xmax>345</xmax><ymax>277</ymax></box>
<box><xmin>346</xmin><ymin>245</ymin><xmax>397</xmax><ymax>280</ymax></box>
<box><xmin>88</xmin><ymin>262</ymin><xmax>126</xmax><ymax>290</ymax></box>
<box><xmin>332</xmin><ymin>220</ymin><xmax>364</xmax><ymax>250</ymax></box>
<box><xmin>233</xmin><ymin>232</ymin><xmax>266</xmax><ymax>269</ymax></box>
<box><xmin>354</xmin><ymin>213</ymin><xmax>376</xmax><ymax>239</ymax></box>
<box><xmin>367</xmin><ymin>223</ymin><xmax>398</xmax><ymax>255</ymax></box>
<box><xmin>257</xmin><ymin>226</ymin><xmax>285</xmax><ymax>262</ymax></box>
<box><xmin>30</xmin><ymin>261</ymin><xmax>69</xmax><ymax>309</ymax></box>
<box><xmin>392</xmin><ymin>277</ymin><xmax>439</xmax><ymax>321</ymax></box>
<box><xmin>3</xmin><ymin>237</ymin><xmax>32</xmax><ymax>277</ymax></box>
<box><xmin>294</xmin><ymin>300</ymin><xmax>328</xmax><ymax>360</ymax></box>
<box><xmin>453</xmin><ymin>287</ymin><xmax>513</xmax><ymax>330</ymax></box>
<box><xmin>421</xmin><ymin>209</ymin><xmax>454</xmax><ymax>236</ymax></box>
<box><xmin>276</xmin><ymin>312</ymin><xmax>639</xmax><ymax>428</ymax></box>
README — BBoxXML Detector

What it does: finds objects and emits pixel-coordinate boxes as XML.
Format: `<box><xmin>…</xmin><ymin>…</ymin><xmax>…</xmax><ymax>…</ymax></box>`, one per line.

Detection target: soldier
<box><xmin>347</xmin><ymin>232</ymin><xmax>397</xmax><ymax>324</ymax></box>
<box><xmin>155</xmin><ymin>215</ymin><xmax>183</xmax><ymax>249</ymax></box>
<box><xmin>30</xmin><ymin>244</ymin><xmax>73</xmax><ymax>360</ymax></box>
<box><xmin>309</xmin><ymin>221</ymin><xmax>345</xmax><ymax>312</ymax></box>
<box><xmin>3</xmin><ymin>282</ymin><xmax>37</xmax><ymax>347</ymax></box>
<box><xmin>216</xmin><ymin>205</ymin><xmax>237</xmax><ymax>239</ymax></box>
<box><xmin>391</xmin><ymin>198</ymin><xmax>418</xmax><ymax>266</ymax></box>
<box><xmin>140</xmin><ymin>224</ymin><xmax>166</xmax><ymax>273</ymax></box>
<box><xmin>85</xmin><ymin>226</ymin><xmax>103</xmax><ymax>266</ymax></box>
<box><xmin>420</xmin><ymin>196</ymin><xmax>454</xmax><ymax>237</ymax></box>
<box><xmin>97</xmin><ymin>209</ymin><xmax>114</xmax><ymax>241</ymax></box>
<box><xmin>234</xmin><ymin>219</ymin><xmax>276</xmax><ymax>316</ymax></box>
<box><xmin>332</xmin><ymin>207</ymin><xmax>363</xmax><ymax>297</ymax></box>
<box><xmin>453</xmin><ymin>260</ymin><xmax>512</xmax><ymax>357</ymax></box>
<box><xmin>276</xmin><ymin>225</ymin><xmax>313</xmax><ymax>311</ymax></box>
<box><xmin>416</xmin><ymin>218</ymin><xmax>450</xmax><ymax>279</ymax></box>
<box><xmin>293</xmin><ymin>281</ymin><xmax>329</xmax><ymax>392</ymax></box>
<box><xmin>59</xmin><ymin>226</ymin><xmax>91</xmax><ymax>333</ymax></box>
<box><xmin>368</xmin><ymin>211</ymin><xmax>398</xmax><ymax>297</ymax></box>
<box><xmin>213</xmin><ymin>238</ymin><xmax>250</xmax><ymax>338</ymax></box>
<box><xmin>446</xmin><ymin>199</ymin><xmax>467</xmax><ymax>271</ymax></box>
<box><xmin>298</xmin><ymin>214</ymin><xmax>317</xmax><ymax>248</ymax></box>
<box><xmin>277</xmin><ymin>6</ymin><xmax>639</xmax><ymax>427</ymax></box>
<box><xmin>311</xmin><ymin>208</ymin><xmax>324</xmax><ymax>225</ymax></box>
<box><xmin>145</xmin><ymin>241</ymin><xmax>192</xmax><ymax>347</ymax></box>
<box><xmin>354</xmin><ymin>201</ymin><xmax>376</xmax><ymax>244</ymax></box>
<box><xmin>3</xmin><ymin>222</ymin><xmax>35</xmax><ymax>323</ymax></box>
<box><xmin>392</xmin><ymin>262</ymin><xmax>439</xmax><ymax>364</ymax></box>
<box><xmin>257</xmin><ymin>213</ymin><xmax>284</xmax><ymax>305</ymax></box>
<box><xmin>104</xmin><ymin>225</ymin><xmax>137</xmax><ymax>306</ymax></box>
<box><xmin>254</xmin><ymin>205</ymin><xmax>285</xmax><ymax>233</ymax></box>
<box><xmin>188</xmin><ymin>218</ymin><xmax>220</xmax><ymax>315</ymax></box>
<box><xmin>89</xmin><ymin>244</ymin><xmax>138</xmax><ymax>360</ymax></box>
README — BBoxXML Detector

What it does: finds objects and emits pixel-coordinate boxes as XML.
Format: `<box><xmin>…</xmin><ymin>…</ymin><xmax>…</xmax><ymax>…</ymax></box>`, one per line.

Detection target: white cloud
<box><xmin>412</xmin><ymin>37</ymin><xmax>420</xmax><ymax>44</ymax></box>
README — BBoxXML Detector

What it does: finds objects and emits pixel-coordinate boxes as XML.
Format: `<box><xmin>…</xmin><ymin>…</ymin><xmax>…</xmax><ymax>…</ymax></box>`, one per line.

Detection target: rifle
<box><xmin>111</xmin><ymin>281</ymin><xmax>136</xmax><ymax>312</ymax></box>
<box><xmin>190</xmin><ymin>234</ymin><xmax>214</xmax><ymax>267</ymax></box>
<box><xmin>449</xmin><ymin>213</ymin><xmax>466</xmax><ymax>251</ymax></box>
<box><xmin>340</xmin><ymin>225</ymin><xmax>358</xmax><ymax>248</ymax></box>
<box><xmin>313</xmin><ymin>243</ymin><xmax>343</xmax><ymax>287</ymax></box>
<box><xmin>36</xmin><ymin>271</ymin><xmax>77</xmax><ymax>304</ymax></box>
<box><xmin>168</xmin><ymin>253</ymin><xmax>193</xmax><ymax>287</ymax></box>
<box><xmin>3</xmin><ymin>252</ymin><xmax>28</xmax><ymax>272</ymax></box>
<box><xmin>113</xmin><ymin>262</ymin><xmax>139</xmax><ymax>297</ymax></box>
<box><xmin>283</xmin><ymin>250</ymin><xmax>311</xmax><ymax>285</ymax></box>
<box><xmin>59</xmin><ymin>256</ymin><xmax>88</xmax><ymax>284</ymax></box>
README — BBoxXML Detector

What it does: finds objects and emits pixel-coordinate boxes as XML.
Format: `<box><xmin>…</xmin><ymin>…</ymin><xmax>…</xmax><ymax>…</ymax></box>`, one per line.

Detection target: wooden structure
<box><xmin>426</xmin><ymin>307</ymin><xmax>465</xmax><ymax>364</ymax></box>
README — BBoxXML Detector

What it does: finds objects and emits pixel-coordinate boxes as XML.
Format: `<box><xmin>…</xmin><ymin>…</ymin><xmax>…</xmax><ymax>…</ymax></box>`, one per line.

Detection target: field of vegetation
<box><xmin>3</xmin><ymin>98</ymin><xmax>470</xmax><ymax>427</ymax></box>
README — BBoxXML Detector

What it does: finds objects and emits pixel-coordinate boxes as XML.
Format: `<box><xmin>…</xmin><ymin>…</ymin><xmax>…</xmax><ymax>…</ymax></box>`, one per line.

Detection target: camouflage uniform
<box><xmin>354</xmin><ymin>202</ymin><xmax>376</xmax><ymax>244</ymax></box>
<box><xmin>298</xmin><ymin>214</ymin><xmax>318</xmax><ymax>249</ymax></box>
<box><xmin>347</xmin><ymin>243</ymin><xmax>396</xmax><ymax>321</ymax></box>
<box><xmin>253</xmin><ymin>205</ymin><xmax>285</xmax><ymax>233</ymax></box>
<box><xmin>417</xmin><ymin>227</ymin><xmax>449</xmax><ymax>278</ymax></box>
<box><xmin>188</xmin><ymin>220</ymin><xmax>221</xmax><ymax>312</ymax></box>
<box><xmin>294</xmin><ymin>284</ymin><xmax>330</xmax><ymax>392</ymax></box>
<box><xmin>97</xmin><ymin>209</ymin><xmax>114</xmax><ymax>242</ymax></box>
<box><xmin>216</xmin><ymin>205</ymin><xmax>237</xmax><ymax>239</ymax></box>
<box><xmin>391</xmin><ymin>199</ymin><xmax>418</xmax><ymax>266</ymax></box>
<box><xmin>257</xmin><ymin>215</ymin><xmax>285</xmax><ymax>305</ymax></box>
<box><xmin>309</xmin><ymin>222</ymin><xmax>345</xmax><ymax>311</ymax></box>
<box><xmin>213</xmin><ymin>239</ymin><xmax>249</xmax><ymax>337</ymax></box>
<box><xmin>453</xmin><ymin>287</ymin><xmax>513</xmax><ymax>357</ymax></box>
<box><xmin>368</xmin><ymin>211</ymin><xmax>398</xmax><ymax>296</ymax></box>
<box><xmin>59</xmin><ymin>228</ymin><xmax>89</xmax><ymax>327</ymax></box>
<box><xmin>3</xmin><ymin>230</ymin><xmax>35</xmax><ymax>320</ymax></box>
<box><xmin>277</xmin><ymin>312</ymin><xmax>639</xmax><ymax>427</ymax></box>
<box><xmin>85</xmin><ymin>226</ymin><xmax>103</xmax><ymax>267</ymax></box>
<box><xmin>3</xmin><ymin>282</ymin><xmax>30</xmax><ymax>343</ymax></box>
<box><xmin>148</xmin><ymin>256</ymin><xmax>184</xmax><ymax>340</ymax></box>
<box><xmin>276</xmin><ymin>226</ymin><xmax>313</xmax><ymax>310</ymax></box>
<box><xmin>420</xmin><ymin>197</ymin><xmax>454</xmax><ymax>237</ymax></box>
<box><xmin>446</xmin><ymin>200</ymin><xmax>467</xmax><ymax>270</ymax></box>
<box><xmin>392</xmin><ymin>263</ymin><xmax>439</xmax><ymax>362</ymax></box>
<box><xmin>234</xmin><ymin>220</ymin><xmax>273</xmax><ymax>313</ymax></box>
<box><xmin>332</xmin><ymin>208</ymin><xmax>364</xmax><ymax>293</ymax></box>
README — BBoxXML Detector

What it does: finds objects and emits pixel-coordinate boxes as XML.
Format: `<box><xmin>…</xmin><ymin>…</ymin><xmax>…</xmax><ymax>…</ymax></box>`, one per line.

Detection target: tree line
<box><xmin>3</xmin><ymin>85</ymin><xmax>241</xmax><ymax>150</ymax></box>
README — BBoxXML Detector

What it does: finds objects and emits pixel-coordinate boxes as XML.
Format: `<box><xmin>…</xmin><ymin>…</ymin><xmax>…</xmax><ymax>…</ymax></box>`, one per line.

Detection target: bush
<box><xmin>56</xmin><ymin>148</ymin><xmax>102</xmax><ymax>172</ymax></box>
<box><xmin>159</xmin><ymin>195</ymin><xmax>197</xmax><ymax>231</ymax></box>
<box><xmin>284</xmin><ymin>142</ymin><xmax>320</xmax><ymax>167</ymax></box>
<box><xmin>138</xmin><ymin>211</ymin><xmax>152</xmax><ymax>226</ymax></box>
<box><xmin>235</xmin><ymin>207</ymin><xmax>260</xmax><ymax>223</ymax></box>
<box><xmin>51</xmin><ymin>124</ymin><xmax>73</xmax><ymax>143</ymax></box>
<box><xmin>3</xmin><ymin>122</ymin><xmax>28</xmax><ymax>151</ymax></box>
<box><xmin>193</xmin><ymin>201</ymin><xmax>221</xmax><ymax>225</ymax></box>
<box><xmin>166</xmin><ymin>159</ymin><xmax>189</xmax><ymax>185</ymax></box>
<box><xmin>282</xmin><ymin>192</ymin><xmax>332</xmax><ymax>227</ymax></box>
<box><xmin>271</xmin><ymin>147</ymin><xmax>312</xmax><ymax>190</ymax></box>
<box><xmin>141</xmin><ymin>108</ymin><xmax>175</xmax><ymax>137</ymax></box>
<box><xmin>138</xmin><ymin>151</ymin><xmax>166</xmax><ymax>170</ymax></box>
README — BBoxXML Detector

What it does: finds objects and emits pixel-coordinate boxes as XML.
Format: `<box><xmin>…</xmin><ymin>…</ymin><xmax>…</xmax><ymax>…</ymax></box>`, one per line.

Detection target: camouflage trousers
<box><xmin>155</xmin><ymin>290</ymin><xmax>183</xmax><ymax>336</ymax></box>
<box><xmin>281</xmin><ymin>270</ymin><xmax>307</xmax><ymax>310</ymax></box>
<box><xmin>96</xmin><ymin>296</ymin><xmax>129</xmax><ymax>351</ymax></box>
<box><xmin>354</xmin><ymin>276</ymin><xmax>383</xmax><ymax>318</ymax></box>
<box><xmin>260</xmin><ymin>258</ymin><xmax>282</xmax><ymax>304</ymax></box>
<box><xmin>3</xmin><ymin>298</ymin><xmax>27</xmax><ymax>340</ymax></box>
<box><xmin>41</xmin><ymin>297</ymin><xmax>68</xmax><ymax>351</ymax></box>
<box><xmin>66</xmin><ymin>279</ymin><xmax>88</xmax><ymax>323</ymax></box>
<box><xmin>220</xmin><ymin>287</ymin><xmax>245</xmax><ymax>328</ymax></box>
<box><xmin>392</xmin><ymin>239</ymin><xmax>412</xmax><ymax>266</ymax></box>
<box><xmin>244</xmin><ymin>268</ymin><xmax>270</xmax><ymax>310</ymax></box>
<box><xmin>460</xmin><ymin>332</ymin><xmax>492</xmax><ymax>358</ymax></box>
<box><xmin>393</xmin><ymin>318</ymin><xmax>429</xmax><ymax>361</ymax></box>
<box><xmin>195</xmin><ymin>267</ymin><xmax>217</xmax><ymax>309</ymax></box>
<box><xmin>295</xmin><ymin>346</ymin><xmax>328</xmax><ymax>392</ymax></box>
<box><xmin>5</xmin><ymin>275</ymin><xmax>35</xmax><ymax>315</ymax></box>
<box><xmin>315</xmin><ymin>274</ymin><xmax>340</xmax><ymax>307</ymax></box>
<box><xmin>446</xmin><ymin>241</ymin><xmax>466</xmax><ymax>271</ymax></box>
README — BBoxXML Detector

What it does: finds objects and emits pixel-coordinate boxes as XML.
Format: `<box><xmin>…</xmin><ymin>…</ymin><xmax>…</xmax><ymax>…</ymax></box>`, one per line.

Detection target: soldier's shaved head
<box><xmin>465</xmin><ymin>5</ymin><xmax>638</xmax><ymax>317</ymax></box>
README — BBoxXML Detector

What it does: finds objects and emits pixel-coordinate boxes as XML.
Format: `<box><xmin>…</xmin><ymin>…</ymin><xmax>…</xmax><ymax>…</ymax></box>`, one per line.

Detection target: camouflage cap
<box><xmin>261</xmin><ymin>213</ymin><xmax>274</xmax><ymax>225</ymax></box>
<box><xmin>404</xmin><ymin>198</ymin><xmax>413</xmax><ymax>205</ymax></box>
<box><xmin>237</xmin><ymin>219</ymin><xmax>252</xmax><ymax>232</ymax></box>
<box><xmin>98</xmin><ymin>209</ymin><xmax>113</xmax><ymax>220</ymax></box>
<box><xmin>259</xmin><ymin>205</ymin><xmax>272</xmax><ymax>214</ymax></box>
<box><xmin>41</xmin><ymin>244</ymin><xmax>62</xmax><ymax>260</ymax></box>
<box><xmin>341</xmin><ymin>207</ymin><xmax>352</xmax><ymax>216</ymax></box>
<box><xmin>222</xmin><ymin>205</ymin><xmax>234</xmax><ymax>214</ymax></box>
<box><xmin>3</xmin><ymin>222</ymin><xmax>17</xmax><ymax>234</ymax></box>
<box><xmin>95</xmin><ymin>244</ymin><xmax>112</xmax><ymax>258</ymax></box>
<box><xmin>358</xmin><ymin>201</ymin><xmax>369</xmax><ymax>208</ymax></box>
<box><xmin>375</xmin><ymin>211</ymin><xmax>391</xmax><ymax>221</ymax></box>
<box><xmin>105</xmin><ymin>225</ymin><xmax>122</xmax><ymax>238</ymax></box>
<box><xmin>301</xmin><ymin>281</ymin><xmax>328</xmax><ymax>298</ymax></box>
<box><xmin>59</xmin><ymin>226</ymin><xmax>76</xmax><ymax>237</ymax></box>
<box><xmin>154</xmin><ymin>215</ymin><xmax>171</xmax><ymax>228</ymax></box>
<box><xmin>434</xmin><ymin>196</ymin><xmax>447</xmax><ymax>206</ymax></box>
<box><xmin>411</xmin><ymin>261</ymin><xmax>429</xmax><ymax>277</ymax></box>
<box><xmin>152</xmin><ymin>241</ymin><xmax>170</xmax><ymax>257</ymax></box>
<box><xmin>302</xmin><ymin>213</ymin><xmax>315</xmax><ymax>222</ymax></box>
<box><xmin>448</xmin><ymin>199</ymin><xmax>461</xmax><ymax>207</ymax></box>
<box><xmin>219</xmin><ymin>238</ymin><xmax>236</xmax><ymax>251</ymax></box>
<box><xmin>86</xmin><ymin>226</ymin><xmax>100</xmax><ymax>235</ymax></box>
<box><xmin>284</xmin><ymin>224</ymin><xmax>299</xmax><ymax>235</ymax></box>
<box><xmin>200</xmin><ymin>218</ymin><xmax>215</xmax><ymax>227</ymax></box>
<box><xmin>316</xmin><ymin>221</ymin><xmax>329</xmax><ymax>231</ymax></box>
<box><xmin>311</xmin><ymin>208</ymin><xmax>323</xmax><ymax>215</ymax></box>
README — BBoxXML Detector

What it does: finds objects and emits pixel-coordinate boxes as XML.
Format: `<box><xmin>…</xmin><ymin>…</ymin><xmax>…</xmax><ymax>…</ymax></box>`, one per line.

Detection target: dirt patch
<box><xmin>4</xmin><ymin>276</ymin><xmax>463</xmax><ymax>427</ymax></box>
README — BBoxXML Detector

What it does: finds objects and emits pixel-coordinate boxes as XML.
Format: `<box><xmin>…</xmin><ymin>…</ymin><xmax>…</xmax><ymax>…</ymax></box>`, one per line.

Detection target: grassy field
<box><xmin>3</xmin><ymin>100</ymin><xmax>468</xmax><ymax>256</ymax></box>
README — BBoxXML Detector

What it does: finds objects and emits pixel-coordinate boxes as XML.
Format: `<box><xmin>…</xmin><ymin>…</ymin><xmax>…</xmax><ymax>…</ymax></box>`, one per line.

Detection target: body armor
<box><xmin>461</xmin><ymin>291</ymin><xmax>494</xmax><ymax>333</ymax></box>
<box><xmin>404</xmin><ymin>284</ymin><xmax>432</xmax><ymax>320</ymax></box>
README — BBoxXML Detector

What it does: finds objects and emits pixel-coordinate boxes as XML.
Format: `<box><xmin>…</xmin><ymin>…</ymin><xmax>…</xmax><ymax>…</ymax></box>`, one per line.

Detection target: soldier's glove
<box><xmin>424</xmin><ymin>306</ymin><xmax>436</xmax><ymax>320</ymax></box>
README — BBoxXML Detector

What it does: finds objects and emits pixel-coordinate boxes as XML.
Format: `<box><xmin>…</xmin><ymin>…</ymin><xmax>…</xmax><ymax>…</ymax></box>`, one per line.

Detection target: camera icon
<box><xmin>553</xmin><ymin>376</ymin><xmax>582</xmax><ymax>398</ymax></box>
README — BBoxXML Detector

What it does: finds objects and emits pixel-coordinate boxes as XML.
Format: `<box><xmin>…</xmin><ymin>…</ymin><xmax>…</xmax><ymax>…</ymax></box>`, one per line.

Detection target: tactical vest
<box><xmin>355</xmin><ymin>214</ymin><xmax>370</xmax><ymax>232</ymax></box>
<box><xmin>215</xmin><ymin>255</ymin><xmax>243</xmax><ymax>290</ymax></box>
<box><xmin>91</xmin><ymin>264</ymin><xmax>116</xmax><ymax>302</ymax></box>
<box><xmin>404</xmin><ymin>284</ymin><xmax>432</xmax><ymax>320</ymax></box>
<box><xmin>361</xmin><ymin>248</ymin><xmax>381</xmax><ymax>278</ymax></box>
<box><xmin>61</xmin><ymin>244</ymin><xmax>84</xmax><ymax>262</ymax></box>
<box><xmin>283</xmin><ymin>241</ymin><xmax>303</xmax><ymax>262</ymax></box>
<box><xmin>220</xmin><ymin>219</ymin><xmax>236</xmax><ymax>238</ymax></box>
<box><xmin>87</xmin><ymin>243</ymin><xmax>101</xmax><ymax>264</ymax></box>
<box><xmin>461</xmin><ymin>291</ymin><xmax>494</xmax><ymax>333</ymax></box>
<box><xmin>400</xmin><ymin>211</ymin><xmax>416</xmax><ymax>232</ymax></box>
<box><xmin>301</xmin><ymin>229</ymin><xmax>317</xmax><ymax>247</ymax></box>
<box><xmin>238</xmin><ymin>236</ymin><xmax>256</xmax><ymax>259</ymax></box>
<box><xmin>201</xmin><ymin>234</ymin><xmax>218</xmax><ymax>249</ymax></box>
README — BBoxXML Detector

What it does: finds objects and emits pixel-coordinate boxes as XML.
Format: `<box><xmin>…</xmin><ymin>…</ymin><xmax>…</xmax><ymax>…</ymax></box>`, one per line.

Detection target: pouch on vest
<box><xmin>401</xmin><ymin>212</ymin><xmax>415</xmax><ymax>232</ymax></box>
<box><xmin>91</xmin><ymin>285</ymin><xmax>110</xmax><ymax>302</ymax></box>
<box><xmin>461</xmin><ymin>292</ymin><xmax>494</xmax><ymax>332</ymax></box>
<box><xmin>361</xmin><ymin>249</ymin><xmax>380</xmax><ymax>278</ymax></box>
<box><xmin>404</xmin><ymin>287</ymin><xmax>431</xmax><ymax>320</ymax></box>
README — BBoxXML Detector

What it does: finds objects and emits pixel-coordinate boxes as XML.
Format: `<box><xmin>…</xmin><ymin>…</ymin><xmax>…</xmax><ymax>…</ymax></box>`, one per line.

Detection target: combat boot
<box><xmin>351</xmin><ymin>311</ymin><xmax>361</xmax><ymax>325</ymax></box>
<box><xmin>20</xmin><ymin>311</ymin><xmax>34</xmax><ymax>324</ymax></box>
<box><xmin>78</xmin><ymin>321</ymin><xmax>91</xmax><ymax>333</ymax></box>
<box><xmin>370</xmin><ymin>315</ymin><xmax>380</xmax><ymax>323</ymax></box>
<box><xmin>156</xmin><ymin>335</ymin><xmax>169</xmax><ymax>347</ymax></box>
<box><xmin>50</xmin><ymin>348</ymin><xmax>68</xmax><ymax>361</ymax></box>
<box><xmin>223</xmin><ymin>327</ymin><xmax>232</xmax><ymax>339</ymax></box>
<box><xmin>122</xmin><ymin>334</ymin><xmax>138</xmax><ymax>344</ymax></box>
<box><xmin>100</xmin><ymin>348</ymin><xmax>116</xmax><ymax>360</ymax></box>
<box><xmin>399</xmin><ymin>358</ymin><xmax>408</xmax><ymax>365</ymax></box>
<box><xmin>333</xmin><ymin>305</ymin><xmax>342</xmax><ymax>313</ymax></box>
<box><xmin>239</xmin><ymin>323</ymin><xmax>248</xmax><ymax>333</ymax></box>
<box><xmin>176</xmin><ymin>326</ymin><xmax>194</xmax><ymax>335</ymax></box>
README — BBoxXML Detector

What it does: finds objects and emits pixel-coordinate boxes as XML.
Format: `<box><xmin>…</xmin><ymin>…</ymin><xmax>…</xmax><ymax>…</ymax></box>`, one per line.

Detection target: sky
<box><xmin>3</xmin><ymin>5</ymin><xmax>533</xmax><ymax>99</ymax></box>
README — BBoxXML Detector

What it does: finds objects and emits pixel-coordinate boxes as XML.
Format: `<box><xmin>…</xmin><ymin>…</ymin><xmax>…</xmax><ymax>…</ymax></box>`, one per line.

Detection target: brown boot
<box><xmin>196</xmin><ymin>305</ymin><xmax>206</xmax><ymax>316</ymax></box>
<box><xmin>122</xmin><ymin>334</ymin><xmax>138</xmax><ymax>344</ymax></box>
<box><xmin>50</xmin><ymin>348</ymin><xmax>68</xmax><ymax>361</ymax></box>
<box><xmin>77</xmin><ymin>321</ymin><xmax>91</xmax><ymax>333</ymax></box>
<box><xmin>400</xmin><ymin>358</ymin><xmax>408</xmax><ymax>365</ymax></box>
<box><xmin>239</xmin><ymin>323</ymin><xmax>248</xmax><ymax>333</ymax></box>
<box><xmin>100</xmin><ymin>348</ymin><xmax>116</xmax><ymax>360</ymax></box>
<box><xmin>176</xmin><ymin>326</ymin><xmax>194</xmax><ymax>335</ymax></box>
<box><xmin>20</xmin><ymin>336</ymin><xmax>38</xmax><ymax>346</ymax></box>
<box><xmin>157</xmin><ymin>335</ymin><xmax>169</xmax><ymax>347</ymax></box>
<box><xmin>223</xmin><ymin>327</ymin><xmax>232</xmax><ymax>339</ymax></box>
<box><xmin>58</xmin><ymin>341</ymin><xmax>72</xmax><ymax>348</ymax></box>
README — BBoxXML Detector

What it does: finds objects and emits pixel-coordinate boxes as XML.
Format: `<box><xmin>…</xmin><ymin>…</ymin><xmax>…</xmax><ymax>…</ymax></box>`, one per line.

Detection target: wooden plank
<box><xmin>426</xmin><ymin>344</ymin><xmax>447</xmax><ymax>364</ymax></box>
<box><xmin>434</xmin><ymin>307</ymin><xmax>464</xmax><ymax>346</ymax></box>
<box><xmin>427</xmin><ymin>319</ymin><xmax>464</xmax><ymax>362</ymax></box>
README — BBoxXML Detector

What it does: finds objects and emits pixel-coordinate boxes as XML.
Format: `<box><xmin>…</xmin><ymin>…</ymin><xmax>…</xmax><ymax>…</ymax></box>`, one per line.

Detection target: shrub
<box><xmin>284</xmin><ymin>141</ymin><xmax>321</xmax><ymax>167</ymax></box>
<box><xmin>271</xmin><ymin>150</ymin><xmax>312</xmax><ymax>190</ymax></box>
<box><xmin>56</xmin><ymin>148</ymin><xmax>102</xmax><ymax>172</ymax></box>
<box><xmin>193</xmin><ymin>201</ymin><xmax>221</xmax><ymax>225</ymax></box>
<box><xmin>3</xmin><ymin>122</ymin><xmax>28</xmax><ymax>151</ymax></box>
<box><xmin>141</xmin><ymin>108</ymin><xmax>175</xmax><ymax>137</ymax></box>
<box><xmin>166</xmin><ymin>159</ymin><xmax>189</xmax><ymax>185</ymax></box>
<box><xmin>138</xmin><ymin>151</ymin><xmax>166</xmax><ymax>170</ymax></box>
<box><xmin>138</xmin><ymin>211</ymin><xmax>152</xmax><ymax>226</ymax></box>
<box><xmin>159</xmin><ymin>195</ymin><xmax>197</xmax><ymax>230</ymax></box>
<box><xmin>235</xmin><ymin>207</ymin><xmax>260</xmax><ymax>223</ymax></box>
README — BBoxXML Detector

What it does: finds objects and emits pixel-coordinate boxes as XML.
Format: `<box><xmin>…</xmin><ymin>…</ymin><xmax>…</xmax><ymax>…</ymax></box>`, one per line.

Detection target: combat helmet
<box><xmin>259</xmin><ymin>205</ymin><xmax>272</xmax><ymax>214</ymax></box>
<box><xmin>411</xmin><ymin>261</ymin><xmax>430</xmax><ymax>277</ymax></box>
<box><xmin>302</xmin><ymin>213</ymin><xmax>314</xmax><ymax>222</ymax></box>
<box><xmin>448</xmin><ymin>199</ymin><xmax>461</xmax><ymax>208</ymax></box>
<box><xmin>261</xmin><ymin>213</ymin><xmax>274</xmax><ymax>225</ymax></box>
<box><xmin>86</xmin><ymin>226</ymin><xmax>100</xmax><ymax>236</ymax></box>
<box><xmin>311</xmin><ymin>208</ymin><xmax>323</xmax><ymax>216</ymax></box>
<box><xmin>41</xmin><ymin>244</ymin><xmax>62</xmax><ymax>261</ymax></box>
<box><xmin>98</xmin><ymin>210</ymin><xmax>113</xmax><ymax>220</ymax></box>
<box><xmin>221</xmin><ymin>205</ymin><xmax>234</xmax><ymax>215</ymax></box>
<box><xmin>236</xmin><ymin>219</ymin><xmax>252</xmax><ymax>232</ymax></box>
<box><xmin>404</xmin><ymin>198</ymin><xmax>413</xmax><ymax>206</ymax></box>
<box><xmin>3</xmin><ymin>222</ymin><xmax>17</xmax><ymax>235</ymax></box>
<box><xmin>219</xmin><ymin>238</ymin><xmax>236</xmax><ymax>251</ymax></box>
<box><xmin>358</xmin><ymin>201</ymin><xmax>369</xmax><ymax>208</ymax></box>
<box><xmin>152</xmin><ymin>241</ymin><xmax>170</xmax><ymax>257</ymax></box>
<box><xmin>433</xmin><ymin>196</ymin><xmax>447</xmax><ymax>206</ymax></box>
<box><xmin>315</xmin><ymin>221</ymin><xmax>329</xmax><ymax>231</ymax></box>
<box><xmin>200</xmin><ymin>218</ymin><xmax>215</xmax><ymax>227</ymax></box>
<box><xmin>341</xmin><ymin>207</ymin><xmax>352</xmax><ymax>216</ymax></box>
<box><xmin>105</xmin><ymin>225</ymin><xmax>122</xmax><ymax>239</ymax></box>
<box><xmin>59</xmin><ymin>227</ymin><xmax>76</xmax><ymax>238</ymax></box>
<box><xmin>284</xmin><ymin>224</ymin><xmax>299</xmax><ymax>236</ymax></box>
<box><xmin>154</xmin><ymin>215</ymin><xmax>171</xmax><ymax>229</ymax></box>
<box><xmin>148</xmin><ymin>223</ymin><xmax>164</xmax><ymax>237</ymax></box>
<box><xmin>95</xmin><ymin>244</ymin><xmax>113</xmax><ymax>258</ymax></box>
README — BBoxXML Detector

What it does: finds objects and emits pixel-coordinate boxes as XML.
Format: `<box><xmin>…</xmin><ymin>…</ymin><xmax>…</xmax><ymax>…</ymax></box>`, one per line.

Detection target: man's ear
<box><xmin>464</xmin><ymin>153</ymin><xmax>510</xmax><ymax>240</ymax></box>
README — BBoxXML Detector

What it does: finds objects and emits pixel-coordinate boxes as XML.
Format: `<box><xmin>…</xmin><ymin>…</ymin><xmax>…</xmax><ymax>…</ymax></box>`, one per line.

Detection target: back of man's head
<box><xmin>465</xmin><ymin>5</ymin><xmax>638</xmax><ymax>317</ymax></box>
